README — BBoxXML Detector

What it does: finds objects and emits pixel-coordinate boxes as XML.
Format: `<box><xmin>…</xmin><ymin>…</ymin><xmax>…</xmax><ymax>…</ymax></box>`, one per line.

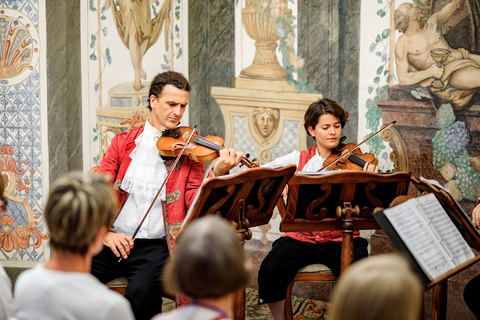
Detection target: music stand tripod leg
<box><xmin>431</xmin><ymin>281</ymin><xmax>447</xmax><ymax>320</ymax></box>
<box><xmin>233</xmin><ymin>200</ymin><xmax>251</xmax><ymax>320</ymax></box>
<box><xmin>340</xmin><ymin>202</ymin><xmax>355</xmax><ymax>273</ymax></box>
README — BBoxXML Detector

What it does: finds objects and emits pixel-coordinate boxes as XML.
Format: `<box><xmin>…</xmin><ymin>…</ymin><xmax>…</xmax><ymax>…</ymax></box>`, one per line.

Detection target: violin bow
<box><xmin>317</xmin><ymin>121</ymin><xmax>396</xmax><ymax>172</ymax></box>
<box><xmin>118</xmin><ymin>125</ymin><xmax>198</xmax><ymax>262</ymax></box>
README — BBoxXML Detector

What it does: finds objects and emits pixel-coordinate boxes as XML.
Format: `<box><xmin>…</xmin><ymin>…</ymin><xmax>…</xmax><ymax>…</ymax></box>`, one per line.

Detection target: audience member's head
<box><xmin>163</xmin><ymin>215</ymin><xmax>249</xmax><ymax>300</ymax></box>
<box><xmin>329</xmin><ymin>254</ymin><xmax>423</xmax><ymax>320</ymax></box>
<box><xmin>44</xmin><ymin>171</ymin><xmax>118</xmax><ymax>256</ymax></box>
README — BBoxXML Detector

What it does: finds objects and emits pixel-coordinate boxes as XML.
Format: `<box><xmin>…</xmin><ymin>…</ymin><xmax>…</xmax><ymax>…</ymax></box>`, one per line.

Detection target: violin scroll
<box><xmin>239</xmin><ymin>153</ymin><xmax>259</xmax><ymax>168</ymax></box>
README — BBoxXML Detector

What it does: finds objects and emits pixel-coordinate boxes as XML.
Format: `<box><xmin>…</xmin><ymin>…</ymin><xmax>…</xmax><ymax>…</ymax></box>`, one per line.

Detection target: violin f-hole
<box><xmin>173</xmin><ymin>142</ymin><xmax>185</xmax><ymax>149</ymax></box>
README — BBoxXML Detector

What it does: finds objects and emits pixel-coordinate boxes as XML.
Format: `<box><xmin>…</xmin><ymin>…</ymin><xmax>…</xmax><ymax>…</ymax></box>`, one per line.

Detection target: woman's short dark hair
<box><xmin>303</xmin><ymin>98</ymin><xmax>349</xmax><ymax>139</ymax></box>
<box><xmin>148</xmin><ymin>71</ymin><xmax>191</xmax><ymax>111</ymax></box>
<box><xmin>163</xmin><ymin>216</ymin><xmax>249</xmax><ymax>299</ymax></box>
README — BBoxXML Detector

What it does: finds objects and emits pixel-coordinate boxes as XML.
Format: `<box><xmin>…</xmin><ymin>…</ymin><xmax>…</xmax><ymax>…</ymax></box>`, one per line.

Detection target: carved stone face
<box><xmin>256</xmin><ymin>112</ymin><xmax>275</xmax><ymax>137</ymax></box>
<box><xmin>253</xmin><ymin>108</ymin><xmax>279</xmax><ymax>139</ymax></box>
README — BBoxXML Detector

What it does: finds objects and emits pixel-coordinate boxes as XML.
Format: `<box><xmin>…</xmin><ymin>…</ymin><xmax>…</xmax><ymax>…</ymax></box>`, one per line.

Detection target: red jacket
<box><xmin>97</xmin><ymin>126</ymin><xmax>205</xmax><ymax>253</ymax></box>
<box><xmin>283</xmin><ymin>146</ymin><xmax>360</xmax><ymax>244</ymax></box>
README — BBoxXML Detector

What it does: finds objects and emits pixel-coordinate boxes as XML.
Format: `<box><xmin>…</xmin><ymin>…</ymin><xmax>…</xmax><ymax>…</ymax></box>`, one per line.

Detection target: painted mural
<box><xmin>0</xmin><ymin>1</ymin><xmax>48</xmax><ymax>263</ymax></box>
<box><xmin>372</xmin><ymin>0</ymin><xmax>480</xmax><ymax>205</ymax></box>
<box><xmin>85</xmin><ymin>0</ymin><xmax>187</xmax><ymax>167</ymax></box>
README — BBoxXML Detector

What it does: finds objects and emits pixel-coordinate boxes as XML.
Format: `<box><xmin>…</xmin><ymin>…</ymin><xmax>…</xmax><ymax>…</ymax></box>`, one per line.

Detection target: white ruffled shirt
<box><xmin>262</xmin><ymin>148</ymin><xmax>327</xmax><ymax>172</ymax></box>
<box><xmin>113</xmin><ymin>119</ymin><xmax>167</xmax><ymax>239</ymax></box>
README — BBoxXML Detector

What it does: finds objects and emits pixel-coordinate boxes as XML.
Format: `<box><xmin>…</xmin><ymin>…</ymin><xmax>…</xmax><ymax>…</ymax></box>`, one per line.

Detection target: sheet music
<box><xmin>420</xmin><ymin>176</ymin><xmax>480</xmax><ymax>240</ymax></box>
<box><xmin>420</xmin><ymin>176</ymin><xmax>465</xmax><ymax>211</ymax></box>
<box><xmin>383</xmin><ymin>199</ymin><xmax>455</xmax><ymax>280</ymax></box>
<box><xmin>415</xmin><ymin>193</ymin><xmax>474</xmax><ymax>266</ymax></box>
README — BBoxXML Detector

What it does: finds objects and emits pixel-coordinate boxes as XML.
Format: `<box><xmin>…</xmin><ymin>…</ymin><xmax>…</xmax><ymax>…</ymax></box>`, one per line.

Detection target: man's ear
<box><xmin>150</xmin><ymin>94</ymin><xmax>157</xmax><ymax>108</ymax></box>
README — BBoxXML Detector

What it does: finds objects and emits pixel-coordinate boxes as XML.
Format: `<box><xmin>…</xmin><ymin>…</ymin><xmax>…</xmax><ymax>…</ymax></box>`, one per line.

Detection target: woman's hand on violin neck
<box><xmin>363</xmin><ymin>162</ymin><xmax>379</xmax><ymax>173</ymax></box>
<box><xmin>213</xmin><ymin>148</ymin><xmax>243</xmax><ymax>177</ymax></box>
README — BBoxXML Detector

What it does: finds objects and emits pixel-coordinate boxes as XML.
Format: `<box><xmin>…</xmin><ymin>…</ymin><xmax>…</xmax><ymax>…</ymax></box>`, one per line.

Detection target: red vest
<box><xmin>97</xmin><ymin>126</ymin><xmax>206</xmax><ymax>252</ymax></box>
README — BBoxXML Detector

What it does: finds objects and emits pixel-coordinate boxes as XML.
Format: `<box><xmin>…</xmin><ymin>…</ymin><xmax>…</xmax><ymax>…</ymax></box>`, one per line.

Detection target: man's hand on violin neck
<box><xmin>104</xmin><ymin>231</ymin><xmax>134</xmax><ymax>259</ymax></box>
<box><xmin>213</xmin><ymin>148</ymin><xmax>243</xmax><ymax>177</ymax></box>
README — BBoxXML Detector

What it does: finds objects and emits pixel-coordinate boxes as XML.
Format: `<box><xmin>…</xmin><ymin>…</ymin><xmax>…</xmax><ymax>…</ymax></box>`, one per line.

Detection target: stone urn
<box><xmin>240</xmin><ymin>0</ymin><xmax>289</xmax><ymax>80</ymax></box>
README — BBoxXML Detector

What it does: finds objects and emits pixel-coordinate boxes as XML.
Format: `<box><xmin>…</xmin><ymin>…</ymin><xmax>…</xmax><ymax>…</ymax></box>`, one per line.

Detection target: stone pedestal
<box><xmin>212</xmin><ymin>86</ymin><xmax>321</xmax><ymax>164</ymax></box>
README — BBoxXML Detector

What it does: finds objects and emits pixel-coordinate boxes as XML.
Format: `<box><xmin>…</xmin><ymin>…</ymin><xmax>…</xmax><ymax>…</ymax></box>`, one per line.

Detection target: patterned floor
<box><xmin>245</xmin><ymin>288</ymin><xmax>330</xmax><ymax>320</ymax></box>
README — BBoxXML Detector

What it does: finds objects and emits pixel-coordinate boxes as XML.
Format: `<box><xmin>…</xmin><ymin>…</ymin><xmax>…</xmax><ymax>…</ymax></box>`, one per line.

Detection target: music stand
<box><xmin>281</xmin><ymin>171</ymin><xmax>411</xmax><ymax>272</ymax></box>
<box><xmin>181</xmin><ymin>164</ymin><xmax>297</xmax><ymax>320</ymax></box>
<box><xmin>408</xmin><ymin>177</ymin><xmax>480</xmax><ymax>320</ymax></box>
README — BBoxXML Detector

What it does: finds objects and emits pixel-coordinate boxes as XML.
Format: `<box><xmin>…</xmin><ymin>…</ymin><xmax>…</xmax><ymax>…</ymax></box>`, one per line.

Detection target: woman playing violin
<box><xmin>91</xmin><ymin>71</ymin><xmax>243</xmax><ymax>320</ymax></box>
<box><xmin>258</xmin><ymin>98</ymin><xmax>378</xmax><ymax>320</ymax></box>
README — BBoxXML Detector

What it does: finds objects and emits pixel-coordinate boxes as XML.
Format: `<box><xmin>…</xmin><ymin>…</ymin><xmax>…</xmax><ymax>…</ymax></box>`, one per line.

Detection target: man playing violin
<box><xmin>258</xmin><ymin>98</ymin><xmax>378</xmax><ymax>320</ymax></box>
<box><xmin>91</xmin><ymin>71</ymin><xmax>243</xmax><ymax>320</ymax></box>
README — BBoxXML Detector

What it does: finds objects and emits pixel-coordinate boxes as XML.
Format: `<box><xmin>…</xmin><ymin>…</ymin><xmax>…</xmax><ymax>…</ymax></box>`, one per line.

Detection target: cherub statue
<box><xmin>106</xmin><ymin>0</ymin><xmax>172</xmax><ymax>91</ymax></box>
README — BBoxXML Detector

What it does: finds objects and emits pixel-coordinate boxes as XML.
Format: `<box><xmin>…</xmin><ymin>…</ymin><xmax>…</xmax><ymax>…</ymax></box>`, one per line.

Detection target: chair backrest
<box><xmin>280</xmin><ymin>171</ymin><xmax>411</xmax><ymax>233</ymax></box>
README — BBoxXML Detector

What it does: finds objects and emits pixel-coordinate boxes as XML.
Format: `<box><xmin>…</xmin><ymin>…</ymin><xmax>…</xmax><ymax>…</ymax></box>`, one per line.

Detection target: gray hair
<box><xmin>163</xmin><ymin>216</ymin><xmax>249</xmax><ymax>299</ymax></box>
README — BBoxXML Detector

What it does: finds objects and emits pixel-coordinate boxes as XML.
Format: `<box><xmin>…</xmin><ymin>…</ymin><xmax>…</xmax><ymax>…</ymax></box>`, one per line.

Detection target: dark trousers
<box><xmin>464</xmin><ymin>274</ymin><xmax>480</xmax><ymax>318</ymax></box>
<box><xmin>91</xmin><ymin>238</ymin><xmax>170</xmax><ymax>320</ymax></box>
<box><xmin>258</xmin><ymin>236</ymin><xmax>368</xmax><ymax>304</ymax></box>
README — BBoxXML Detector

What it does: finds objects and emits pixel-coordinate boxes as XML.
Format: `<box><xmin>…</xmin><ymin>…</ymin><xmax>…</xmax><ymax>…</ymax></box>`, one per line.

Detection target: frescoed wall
<box><xmin>2</xmin><ymin>0</ymin><xmax>479</xmax><ymax>309</ymax></box>
<box><xmin>0</xmin><ymin>0</ymin><xmax>49</xmax><ymax>266</ymax></box>
<box><xmin>375</xmin><ymin>0</ymin><xmax>480</xmax><ymax>212</ymax></box>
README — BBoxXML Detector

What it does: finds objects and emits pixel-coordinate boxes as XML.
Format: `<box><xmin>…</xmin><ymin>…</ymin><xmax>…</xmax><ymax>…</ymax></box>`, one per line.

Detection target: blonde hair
<box><xmin>44</xmin><ymin>171</ymin><xmax>118</xmax><ymax>255</ymax></box>
<box><xmin>163</xmin><ymin>216</ymin><xmax>249</xmax><ymax>299</ymax></box>
<box><xmin>329</xmin><ymin>254</ymin><xmax>423</xmax><ymax>320</ymax></box>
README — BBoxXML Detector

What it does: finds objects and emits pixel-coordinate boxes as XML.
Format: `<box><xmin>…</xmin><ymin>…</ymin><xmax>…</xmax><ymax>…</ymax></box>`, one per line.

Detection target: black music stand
<box><xmin>180</xmin><ymin>164</ymin><xmax>297</xmax><ymax>320</ymax></box>
<box><xmin>280</xmin><ymin>171</ymin><xmax>411</xmax><ymax>272</ymax></box>
<box><xmin>406</xmin><ymin>177</ymin><xmax>480</xmax><ymax>320</ymax></box>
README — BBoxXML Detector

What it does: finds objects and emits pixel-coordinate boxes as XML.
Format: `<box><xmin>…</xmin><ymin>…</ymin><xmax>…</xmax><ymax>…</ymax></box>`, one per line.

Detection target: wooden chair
<box><xmin>278</xmin><ymin>171</ymin><xmax>411</xmax><ymax>320</ymax></box>
<box><xmin>106</xmin><ymin>276</ymin><xmax>128</xmax><ymax>295</ymax></box>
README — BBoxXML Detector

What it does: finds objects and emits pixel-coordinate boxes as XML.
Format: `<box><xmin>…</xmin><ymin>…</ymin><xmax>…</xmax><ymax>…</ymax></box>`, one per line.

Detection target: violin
<box><xmin>156</xmin><ymin>126</ymin><xmax>259</xmax><ymax>168</ymax></box>
<box><xmin>318</xmin><ymin>121</ymin><xmax>396</xmax><ymax>173</ymax></box>
<box><xmin>324</xmin><ymin>137</ymin><xmax>379</xmax><ymax>171</ymax></box>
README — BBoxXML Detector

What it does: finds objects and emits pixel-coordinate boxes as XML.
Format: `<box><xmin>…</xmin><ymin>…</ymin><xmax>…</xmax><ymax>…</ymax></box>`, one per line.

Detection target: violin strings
<box><xmin>348</xmin><ymin>154</ymin><xmax>368</xmax><ymax>167</ymax></box>
<box><xmin>193</xmin><ymin>136</ymin><xmax>253</xmax><ymax>166</ymax></box>
<box><xmin>193</xmin><ymin>136</ymin><xmax>223</xmax><ymax>151</ymax></box>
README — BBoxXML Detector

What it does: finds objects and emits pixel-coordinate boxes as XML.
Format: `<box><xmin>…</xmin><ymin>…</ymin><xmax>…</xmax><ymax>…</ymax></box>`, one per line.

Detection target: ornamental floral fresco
<box><xmin>0</xmin><ymin>0</ymin><xmax>48</xmax><ymax>262</ymax></box>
